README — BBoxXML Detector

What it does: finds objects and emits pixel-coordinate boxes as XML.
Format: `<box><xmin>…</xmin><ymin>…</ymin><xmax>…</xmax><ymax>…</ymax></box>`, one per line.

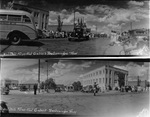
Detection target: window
<box><xmin>103</xmin><ymin>78</ymin><xmax>104</xmax><ymax>83</ymax></box>
<box><xmin>93</xmin><ymin>73</ymin><xmax>94</xmax><ymax>76</ymax></box>
<box><xmin>96</xmin><ymin>79</ymin><xmax>98</xmax><ymax>83</ymax></box>
<box><xmin>99</xmin><ymin>78</ymin><xmax>101</xmax><ymax>83</ymax></box>
<box><xmin>8</xmin><ymin>15</ymin><xmax>21</xmax><ymax>22</ymax></box>
<box><xmin>109</xmin><ymin>70</ymin><xmax>111</xmax><ymax>75</ymax></box>
<box><xmin>109</xmin><ymin>78</ymin><xmax>111</xmax><ymax>84</ymax></box>
<box><xmin>23</xmin><ymin>15</ymin><xmax>31</xmax><ymax>23</ymax></box>
<box><xmin>0</xmin><ymin>14</ymin><xmax>7</xmax><ymax>21</ymax></box>
<box><xmin>106</xmin><ymin>78</ymin><xmax>107</xmax><ymax>83</ymax></box>
<box><xmin>106</xmin><ymin>69</ymin><xmax>107</xmax><ymax>74</ymax></box>
<box><xmin>99</xmin><ymin>70</ymin><xmax>101</xmax><ymax>74</ymax></box>
<box><xmin>96</xmin><ymin>72</ymin><xmax>98</xmax><ymax>75</ymax></box>
<box><xmin>93</xmin><ymin>79</ymin><xmax>95</xmax><ymax>82</ymax></box>
<box><xmin>34</xmin><ymin>12</ymin><xmax>39</xmax><ymax>17</ymax></box>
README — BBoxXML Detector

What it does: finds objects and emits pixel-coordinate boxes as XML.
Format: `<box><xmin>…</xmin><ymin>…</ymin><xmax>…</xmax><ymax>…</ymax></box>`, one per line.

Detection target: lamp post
<box><xmin>38</xmin><ymin>59</ymin><xmax>40</xmax><ymax>93</ymax></box>
<box><xmin>45</xmin><ymin>60</ymin><xmax>48</xmax><ymax>92</ymax></box>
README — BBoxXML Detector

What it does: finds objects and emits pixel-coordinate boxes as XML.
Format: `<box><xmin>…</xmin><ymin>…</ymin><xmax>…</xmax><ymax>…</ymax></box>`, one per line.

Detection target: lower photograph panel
<box><xmin>0</xmin><ymin>59</ymin><xmax>149</xmax><ymax>117</ymax></box>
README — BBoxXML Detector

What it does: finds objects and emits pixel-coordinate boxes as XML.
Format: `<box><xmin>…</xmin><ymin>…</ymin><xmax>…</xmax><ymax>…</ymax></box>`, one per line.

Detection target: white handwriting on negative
<box><xmin>137</xmin><ymin>108</ymin><xmax>149</xmax><ymax>117</ymax></box>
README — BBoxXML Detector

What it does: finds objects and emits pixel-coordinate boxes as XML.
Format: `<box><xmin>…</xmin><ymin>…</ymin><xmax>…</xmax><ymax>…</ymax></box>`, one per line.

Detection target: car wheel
<box><xmin>10</xmin><ymin>34</ymin><xmax>21</xmax><ymax>45</ymax></box>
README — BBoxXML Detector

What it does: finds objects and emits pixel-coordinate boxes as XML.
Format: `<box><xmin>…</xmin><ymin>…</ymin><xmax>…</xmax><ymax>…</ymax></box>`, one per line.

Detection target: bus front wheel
<box><xmin>10</xmin><ymin>34</ymin><xmax>21</xmax><ymax>45</ymax></box>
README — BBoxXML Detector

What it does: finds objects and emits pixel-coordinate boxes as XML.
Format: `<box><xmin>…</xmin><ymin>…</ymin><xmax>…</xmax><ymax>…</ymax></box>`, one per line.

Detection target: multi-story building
<box><xmin>11</xmin><ymin>3</ymin><xmax>49</xmax><ymax>30</ymax></box>
<box><xmin>80</xmin><ymin>65</ymin><xmax>128</xmax><ymax>91</ymax></box>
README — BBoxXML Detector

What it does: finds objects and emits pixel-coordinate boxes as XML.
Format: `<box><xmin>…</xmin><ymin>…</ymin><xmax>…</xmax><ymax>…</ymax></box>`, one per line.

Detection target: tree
<box><xmin>72</xmin><ymin>81</ymin><xmax>82</xmax><ymax>91</ymax></box>
<box><xmin>45</xmin><ymin>78</ymin><xmax>56</xmax><ymax>89</ymax></box>
<box><xmin>40</xmin><ymin>82</ymin><xmax>45</xmax><ymax>89</ymax></box>
<box><xmin>57</xmin><ymin>15</ymin><xmax>63</xmax><ymax>32</ymax></box>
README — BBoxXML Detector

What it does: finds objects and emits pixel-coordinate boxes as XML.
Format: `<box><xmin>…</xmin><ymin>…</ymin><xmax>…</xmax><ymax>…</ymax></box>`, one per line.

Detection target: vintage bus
<box><xmin>0</xmin><ymin>10</ymin><xmax>39</xmax><ymax>45</ymax></box>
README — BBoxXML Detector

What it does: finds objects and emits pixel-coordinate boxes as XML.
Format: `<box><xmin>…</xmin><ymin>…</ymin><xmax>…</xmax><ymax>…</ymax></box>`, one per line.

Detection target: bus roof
<box><xmin>0</xmin><ymin>9</ymin><xmax>32</xmax><ymax>17</ymax></box>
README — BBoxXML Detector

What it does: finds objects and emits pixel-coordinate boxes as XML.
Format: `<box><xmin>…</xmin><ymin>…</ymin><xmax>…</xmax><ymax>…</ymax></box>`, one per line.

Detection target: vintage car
<box><xmin>81</xmin><ymin>85</ymin><xmax>94</xmax><ymax>93</ymax></box>
<box><xmin>0</xmin><ymin>87</ymin><xmax>9</xmax><ymax>95</ymax></box>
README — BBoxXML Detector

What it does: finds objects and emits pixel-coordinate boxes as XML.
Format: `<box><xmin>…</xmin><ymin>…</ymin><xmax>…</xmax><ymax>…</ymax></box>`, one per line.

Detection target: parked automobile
<box><xmin>0</xmin><ymin>87</ymin><xmax>9</xmax><ymax>95</ymax></box>
<box><xmin>37</xmin><ymin>29</ymin><xmax>45</xmax><ymax>39</ymax></box>
<box><xmin>55</xmin><ymin>87</ymin><xmax>61</xmax><ymax>92</ymax></box>
<box><xmin>42</xmin><ymin>30</ymin><xmax>50</xmax><ymax>38</ymax></box>
<box><xmin>137</xmin><ymin>86</ymin><xmax>143</xmax><ymax>92</ymax></box>
<box><xmin>131</xmin><ymin>86</ymin><xmax>143</xmax><ymax>92</ymax></box>
<box><xmin>131</xmin><ymin>86</ymin><xmax>136</xmax><ymax>92</ymax></box>
<box><xmin>82</xmin><ymin>85</ymin><xmax>94</xmax><ymax>93</ymax></box>
<box><xmin>10</xmin><ymin>86</ymin><xmax>18</xmax><ymax>90</ymax></box>
<box><xmin>20</xmin><ymin>85</ymin><xmax>27</xmax><ymax>91</ymax></box>
<box><xmin>125</xmin><ymin>85</ymin><xmax>132</xmax><ymax>92</ymax></box>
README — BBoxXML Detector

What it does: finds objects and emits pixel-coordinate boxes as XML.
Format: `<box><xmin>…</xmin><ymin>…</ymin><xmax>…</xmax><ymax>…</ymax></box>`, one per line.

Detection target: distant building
<box><xmin>1</xmin><ymin>79</ymin><xmax>19</xmax><ymax>87</ymax></box>
<box><xmin>80</xmin><ymin>65</ymin><xmax>128</xmax><ymax>91</ymax></box>
<box><xmin>128</xmin><ymin>29</ymin><xmax>149</xmax><ymax>41</ymax></box>
<box><xmin>19</xmin><ymin>78</ymin><xmax>38</xmax><ymax>90</ymax></box>
<box><xmin>129</xmin><ymin>29</ymin><xmax>149</xmax><ymax>37</ymax></box>
<box><xmin>48</xmin><ymin>25</ymin><xmax>74</xmax><ymax>32</ymax></box>
<box><xmin>11</xmin><ymin>3</ymin><xmax>49</xmax><ymax>30</ymax></box>
<box><xmin>128</xmin><ymin>80</ymin><xmax>147</xmax><ymax>88</ymax></box>
<box><xmin>65</xmin><ymin>85</ymin><xmax>74</xmax><ymax>92</ymax></box>
<box><xmin>56</xmin><ymin>84</ymin><xmax>65</xmax><ymax>91</ymax></box>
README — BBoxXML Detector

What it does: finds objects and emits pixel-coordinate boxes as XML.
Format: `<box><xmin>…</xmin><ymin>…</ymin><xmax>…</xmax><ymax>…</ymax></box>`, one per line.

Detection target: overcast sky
<box><xmin>3</xmin><ymin>0</ymin><xmax>149</xmax><ymax>33</ymax></box>
<box><xmin>1</xmin><ymin>59</ymin><xmax>149</xmax><ymax>85</ymax></box>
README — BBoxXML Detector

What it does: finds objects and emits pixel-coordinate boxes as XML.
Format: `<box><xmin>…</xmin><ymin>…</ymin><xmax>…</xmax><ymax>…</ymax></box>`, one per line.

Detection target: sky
<box><xmin>2</xmin><ymin>0</ymin><xmax>150</xmax><ymax>33</ymax></box>
<box><xmin>1</xmin><ymin>59</ymin><xmax>149</xmax><ymax>85</ymax></box>
<box><xmin>48</xmin><ymin>0</ymin><xmax>149</xmax><ymax>33</ymax></box>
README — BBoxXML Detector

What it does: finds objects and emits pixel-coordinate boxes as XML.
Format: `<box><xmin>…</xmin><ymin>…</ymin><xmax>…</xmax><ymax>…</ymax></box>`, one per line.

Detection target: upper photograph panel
<box><xmin>0</xmin><ymin>0</ymin><xmax>149</xmax><ymax>56</ymax></box>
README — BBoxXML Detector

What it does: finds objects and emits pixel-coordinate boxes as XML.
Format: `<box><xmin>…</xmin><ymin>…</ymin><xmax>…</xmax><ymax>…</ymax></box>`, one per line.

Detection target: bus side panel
<box><xmin>0</xmin><ymin>24</ymin><xmax>10</xmax><ymax>40</ymax></box>
<box><xmin>0</xmin><ymin>23</ymin><xmax>38</xmax><ymax>40</ymax></box>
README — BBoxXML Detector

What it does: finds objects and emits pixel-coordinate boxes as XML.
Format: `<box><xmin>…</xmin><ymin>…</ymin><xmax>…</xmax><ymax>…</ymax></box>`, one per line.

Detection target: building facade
<box><xmin>80</xmin><ymin>65</ymin><xmax>128</xmax><ymax>91</ymax></box>
<box><xmin>19</xmin><ymin>78</ymin><xmax>38</xmax><ymax>90</ymax></box>
<box><xmin>11</xmin><ymin>3</ymin><xmax>49</xmax><ymax>30</ymax></box>
<box><xmin>1</xmin><ymin>79</ymin><xmax>19</xmax><ymax>87</ymax></box>
<box><xmin>48</xmin><ymin>25</ymin><xmax>74</xmax><ymax>32</ymax></box>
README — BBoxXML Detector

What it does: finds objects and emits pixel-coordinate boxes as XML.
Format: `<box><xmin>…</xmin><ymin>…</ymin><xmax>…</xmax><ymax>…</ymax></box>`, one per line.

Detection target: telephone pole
<box><xmin>38</xmin><ymin>59</ymin><xmax>40</xmax><ymax>93</ymax></box>
<box><xmin>74</xmin><ymin>9</ymin><xmax>76</xmax><ymax>29</ymax></box>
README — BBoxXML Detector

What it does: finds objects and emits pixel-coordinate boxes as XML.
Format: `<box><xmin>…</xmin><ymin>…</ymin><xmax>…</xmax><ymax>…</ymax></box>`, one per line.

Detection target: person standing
<box><xmin>93</xmin><ymin>82</ymin><xmax>98</xmax><ymax>96</ymax></box>
<box><xmin>34</xmin><ymin>84</ymin><xmax>37</xmax><ymax>95</ymax></box>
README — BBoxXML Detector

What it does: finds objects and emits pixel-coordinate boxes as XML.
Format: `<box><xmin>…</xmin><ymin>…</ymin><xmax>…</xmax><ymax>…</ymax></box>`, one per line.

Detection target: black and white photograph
<box><xmin>0</xmin><ymin>59</ymin><xmax>149</xmax><ymax>117</ymax></box>
<box><xmin>0</xmin><ymin>0</ymin><xmax>149</xmax><ymax>56</ymax></box>
<box><xmin>0</xmin><ymin>0</ymin><xmax>150</xmax><ymax>117</ymax></box>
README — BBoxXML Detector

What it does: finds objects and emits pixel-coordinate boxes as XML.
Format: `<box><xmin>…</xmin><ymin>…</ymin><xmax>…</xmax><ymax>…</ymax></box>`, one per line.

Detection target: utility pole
<box><xmin>46</xmin><ymin>60</ymin><xmax>48</xmax><ymax>80</ymax></box>
<box><xmin>38</xmin><ymin>59</ymin><xmax>40</xmax><ymax>93</ymax></box>
<box><xmin>74</xmin><ymin>9</ymin><xmax>76</xmax><ymax>29</ymax></box>
<box><xmin>45</xmin><ymin>60</ymin><xmax>49</xmax><ymax>92</ymax></box>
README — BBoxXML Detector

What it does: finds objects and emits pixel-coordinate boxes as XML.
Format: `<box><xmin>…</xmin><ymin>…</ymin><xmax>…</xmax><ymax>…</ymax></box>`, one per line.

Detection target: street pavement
<box><xmin>1</xmin><ymin>90</ymin><xmax>149</xmax><ymax>117</ymax></box>
<box><xmin>0</xmin><ymin>38</ymin><xmax>125</xmax><ymax>55</ymax></box>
